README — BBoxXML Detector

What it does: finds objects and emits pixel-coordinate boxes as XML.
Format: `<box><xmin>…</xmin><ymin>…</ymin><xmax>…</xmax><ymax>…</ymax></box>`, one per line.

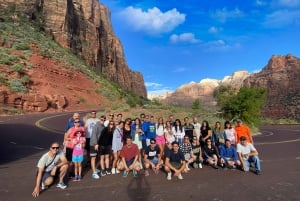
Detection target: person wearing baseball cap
<box><xmin>237</xmin><ymin>136</ymin><xmax>261</xmax><ymax>175</ymax></box>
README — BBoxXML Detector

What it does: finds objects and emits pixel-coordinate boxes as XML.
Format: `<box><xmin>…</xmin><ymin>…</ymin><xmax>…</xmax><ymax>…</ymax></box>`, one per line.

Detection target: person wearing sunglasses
<box><xmin>32</xmin><ymin>142</ymin><xmax>68</xmax><ymax>198</ymax></box>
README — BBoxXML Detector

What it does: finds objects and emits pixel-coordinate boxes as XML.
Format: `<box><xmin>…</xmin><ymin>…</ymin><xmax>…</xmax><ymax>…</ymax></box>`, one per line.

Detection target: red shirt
<box><xmin>120</xmin><ymin>143</ymin><xmax>139</xmax><ymax>161</ymax></box>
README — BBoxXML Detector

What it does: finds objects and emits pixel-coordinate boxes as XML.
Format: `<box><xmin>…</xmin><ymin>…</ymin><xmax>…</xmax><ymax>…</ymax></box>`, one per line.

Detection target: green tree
<box><xmin>214</xmin><ymin>86</ymin><xmax>266</xmax><ymax>126</ymax></box>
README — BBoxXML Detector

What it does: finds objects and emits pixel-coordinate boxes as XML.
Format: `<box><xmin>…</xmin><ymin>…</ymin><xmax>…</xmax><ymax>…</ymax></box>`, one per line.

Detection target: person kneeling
<box><xmin>164</xmin><ymin>141</ymin><xmax>185</xmax><ymax>180</ymax></box>
<box><xmin>144</xmin><ymin>138</ymin><xmax>163</xmax><ymax>176</ymax></box>
<box><xmin>32</xmin><ymin>142</ymin><xmax>68</xmax><ymax>198</ymax></box>
<box><xmin>117</xmin><ymin>136</ymin><xmax>141</xmax><ymax>177</ymax></box>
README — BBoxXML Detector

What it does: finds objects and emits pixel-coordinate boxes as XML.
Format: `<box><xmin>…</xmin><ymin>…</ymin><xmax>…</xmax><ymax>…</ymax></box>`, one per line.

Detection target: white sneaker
<box><xmin>178</xmin><ymin>173</ymin><xmax>183</xmax><ymax>180</ymax></box>
<box><xmin>92</xmin><ymin>173</ymin><xmax>100</xmax><ymax>179</ymax></box>
<box><xmin>41</xmin><ymin>183</ymin><xmax>48</xmax><ymax>190</ymax></box>
<box><xmin>199</xmin><ymin>163</ymin><xmax>202</xmax><ymax>168</ymax></box>
<box><xmin>111</xmin><ymin>168</ymin><xmax>116</xmax><ymax>174</ymax></box>
<box><xmin>186</xmin><ymin>163</ymin><xmax>190</xmax><ymax>171</ymax></box>
<box><xmin>167</xmin><ymin>172</ymin><xmax>172</xmax><ymax>180</ymax></box>
<box><xmin>116</xmin><ymin>169</ymin><xmax>120</xmax><ymax>174</ymax></box>
<box><xmin>95</xmin><ymin>168</ymin><xmax>101</xmax><ymax>173</ymax></box>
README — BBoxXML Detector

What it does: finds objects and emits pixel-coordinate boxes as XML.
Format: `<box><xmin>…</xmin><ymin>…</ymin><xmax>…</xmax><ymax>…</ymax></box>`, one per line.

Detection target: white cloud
<box><xmin>172</xmin><ymin>67</ymin><xmax>187</xmax><ymax>73</ymax></box>
<box><xmin>263</xmin><ymin>9</ymin><xmax>300</xmax><ymax>27</ymax></box>
<box><xmin>119</xmin><ymin>6</ymin><xmax>186</xmax><ymax>35</ymax></box>
<box><xmin>277</xmin><ymin>0</ymin><xmax>300</xmax><ymax>7</ymax></box>
<box><xmin>211</xmin><ymin>7</ymin><xmax>245</xmax><ymax>23</ymax></box>
<box><xmin>255</xmin><ymin>0</ymin><xmax>267</xmax><ymax>6</ymax></box>
<box><xmin>145</xmin><ymin>82</ymin><xmax>163</xmax><ymax>88</ymax></box>
<box><xmin>208</xmin><ymin>26</ymin><xmax>223</xmax><ymax>33</ymax></box>
<box><xmin>202</xmin><ymin>40</ymin><xmax>241</xmax><ymax>52</ymax></box>
<box><xmin>145</xmin><ymin>82</ymin><xmax>173</xmax><ymax>98</ymax></box>
<box><xmin>169</xmin><ymin>33</ymin><xmax>200</xmax><ymax>43</ymax></box>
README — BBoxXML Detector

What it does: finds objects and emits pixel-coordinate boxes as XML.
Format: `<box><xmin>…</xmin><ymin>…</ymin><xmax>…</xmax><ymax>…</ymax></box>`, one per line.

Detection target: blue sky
<box><xmin>99</xmin><ymin>0</ymin><xmax>300</xmax><ymax>96</ymax></box>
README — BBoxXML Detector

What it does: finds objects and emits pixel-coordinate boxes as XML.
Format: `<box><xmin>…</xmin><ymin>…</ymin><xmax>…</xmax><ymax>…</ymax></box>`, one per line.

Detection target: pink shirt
<box><xmin>72</xmin><ymin>137</ymin><xmax>86</xmax><ymax>156</ymax></box>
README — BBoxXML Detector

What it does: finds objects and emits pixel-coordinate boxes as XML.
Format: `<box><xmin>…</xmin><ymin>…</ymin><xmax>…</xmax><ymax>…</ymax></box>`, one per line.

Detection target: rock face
<box><xmin>9</xmin><ymin>0</ymin><xmax>147</xmax><ymax>98</ymax></box>
<box><xmin>163</xmin><ymin>54</ymin><xmax>300</xmax><ymax>120</ymax></box>
<box><xmin>243</xmin><ymin>54</ymin><xmax>300</xmax><ymax>120</ymax></box>
<box><xmin>162</xmin><ymin>71</ymin><xmax>249</xmax><ymax>108</ymax></box>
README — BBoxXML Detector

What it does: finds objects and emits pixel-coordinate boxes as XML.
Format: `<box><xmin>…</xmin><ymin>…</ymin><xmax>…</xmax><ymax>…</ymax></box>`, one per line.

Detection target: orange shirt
<box><xmin>235</xmin><ymin>124</ymin><xmax>253</xmax><ymax>143</ymax></box>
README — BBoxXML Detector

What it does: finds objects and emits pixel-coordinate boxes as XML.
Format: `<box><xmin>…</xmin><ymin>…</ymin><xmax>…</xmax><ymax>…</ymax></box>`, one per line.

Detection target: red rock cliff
<box><xmin>243</xmin><ymin>54</ymin><xmax>300</xmax><ymax>120</ymax></box>
<box><xmin>8</xmin><ymin>0</ymin><xmax>147</xmax><ymax>98</ymax></box>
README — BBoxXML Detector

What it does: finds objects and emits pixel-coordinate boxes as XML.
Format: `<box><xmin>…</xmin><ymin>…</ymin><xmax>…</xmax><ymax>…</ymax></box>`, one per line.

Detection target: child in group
<box><xmin>72</xmin><ymin>130</ymin><xmax>86</xmax><ymax>181</ymax></box>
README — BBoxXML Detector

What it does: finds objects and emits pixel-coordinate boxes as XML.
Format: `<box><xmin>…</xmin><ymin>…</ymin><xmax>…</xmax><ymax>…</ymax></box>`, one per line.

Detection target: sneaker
<box><xmin>106</xmin><ymin>169</ymin><xmax>112</xmax><ymax>175</ymax></box>
<box><xmin>101</xmin><ymin>170</ymin><xmax>107</xmax><ymax>177</ymax></box>
<box><xmin>186</xmin><ymin>163</ymin><xmax>190</xmax><ymax>171</ymax></box>
<box><xmin>167</xmin><ymin>172</ymin><xmax>172</xmax><ymax>180</ymax></box>
<box><xmin>199</xmin><ymin>163</ymin><xmax>203</xmax><ymax>169</ymax></box>
<box><xmin>145</xmin><ymin>170</ymin><xmax>149</xmax><ymax>176</ymax></box>
<box><xmin>111</xmin><ymin>168</ymin><xmax>116</xmax><ymax>174</ymax></box>
<box><xmin>178</xmin><ymin>173</ymin><xmax>183</xmax><ymax>180</ymax></box>
<box><xmin>193</xmin><ymin>163</ymin><xmax>198</xmax><ymax>169</ymax></box>
<box><xmin>123</xmin><ymin>170</ymin><xmax>128</xmax><ymax>178</ymax></box>
<box><xmin>116</xmin><ymin>169</ymin><xmax>120</xmax><ymax>174</ymax></box>
<box><xmin>92</xmin><ymin>173</ymin><xmax>100</xmax><ymax>179</ymax></box>
<box><xmin>77</xmin><ymin>175</ymin><xmax>82</xmax><ymax>181</ymax></box>
<box><xmin>133</xmin><ymin>170</ymin><xmax>138</xmax><ymax>177</ymax></box>
<box><xmin>213</xmin><ymin>164</ymin><xmax>219</xmax><ymax>169</ymax></box>
<box><xmin>256</xmin><ymin>170</ymin><xmax>261</xmax><ymax>175</ymax></box>
<box><xmin>73</xmin><ymin>175</ymin><xmax>79</xmax><ymax>181</ymax></box>
<box><xmin>95</xmin><ymin>168</ymin><xmax>101</xmax><ymax>173</ymax></box>
<box><xmin>41</xmin><ymin>183</ymin><xmax>48</xmax><ymax>190</ymax></box>
<box><xmin>56</xmin><ymin>182</ymin><xmax>67</xmax><ymax>189</ymax></box>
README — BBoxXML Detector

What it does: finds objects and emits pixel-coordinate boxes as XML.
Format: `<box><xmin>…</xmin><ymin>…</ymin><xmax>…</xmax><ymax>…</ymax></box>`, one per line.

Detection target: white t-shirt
<box><xmin>37</xmin><ymin>151</ymin><xmax>64</xmax><ymax>172</ymax></box>
<box><xmin>237</xmin><ymin>143</ymin><xmax>256</xmax><ymax>159</ymax></box>
<box><xmin>85</xmin><ymin>118</ymin><xmax>99</xmax><ymax>138</ymax></box>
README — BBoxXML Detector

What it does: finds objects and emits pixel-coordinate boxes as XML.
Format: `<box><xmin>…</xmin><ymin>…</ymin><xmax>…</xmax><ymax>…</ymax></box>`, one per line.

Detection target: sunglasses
<box><xmin>150</xmin><ymin>142</ymin><xmax>156</xmax><ymax>144</ymax></box>
<box><xmin>52</xmin><ymin>147</ymin><xmax>59</xmax><ymax>150</ymax></box>
<box><xmin>74</xmin><ymin>121</ymin><xmax>80</xmax><ymax>123</ymax></box>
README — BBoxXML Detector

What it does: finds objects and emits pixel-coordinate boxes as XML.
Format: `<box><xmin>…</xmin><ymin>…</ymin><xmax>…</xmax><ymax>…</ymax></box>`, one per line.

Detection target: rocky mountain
<box><xmin>162</xmin><ymin>54</ymin><xmax>300</xmax><ymax>120</ymax></box>
<box><xmin>162</xmin><ymin>71</ymin><xmax>250</xmax><ymax>108</ymax></box>
<box><xmin>3</xmin><ymin>0</ymin><xmax>147</xmax><ymax>98</ymax></box>
<box><xmin>243</xmin><ymin>54</ymin><xmax>300</xmax><ymax>120</ymax></box>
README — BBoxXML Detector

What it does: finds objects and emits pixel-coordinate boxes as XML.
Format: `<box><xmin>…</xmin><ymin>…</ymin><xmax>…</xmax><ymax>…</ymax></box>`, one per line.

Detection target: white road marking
<box><xmin>33</xmin><ymin>146</ymin><xmax>44</xmax><ymax>150</ymax></box>
<box><xmin>256</xmin><ymin>138</ymin><xmax>300</xmax><ymax>145</ymax></box>
<box><xmin>9</xmin><ymin>141</ymin><xmax>16</xmax><ymax>145</ymax></box>
<box><xmin>296</xmin><ymin>157</ymin><xmax>300</xmax><ymax>160</ymax></box>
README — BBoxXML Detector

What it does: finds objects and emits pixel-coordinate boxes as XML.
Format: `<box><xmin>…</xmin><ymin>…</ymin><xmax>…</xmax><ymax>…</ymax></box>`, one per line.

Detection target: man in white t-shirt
<box><xmin>237</xmin><ymin>136</ymin><xmax>261</xmax><ymax>175</ymax></box>
<box><xmin>32</xmin><ymin>142</ymin><xmax>68</xmax><ymax>198</ymax></box>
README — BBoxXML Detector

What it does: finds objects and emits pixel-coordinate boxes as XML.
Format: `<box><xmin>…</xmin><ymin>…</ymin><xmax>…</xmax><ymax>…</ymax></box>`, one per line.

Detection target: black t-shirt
<box><xmin>145</xmin><ymin>145</ymin><xmax>161</xmax><ymax>160</ymax></box>
<box><xmin>165</xmin><ymin>149</ymin><xmax>185</xmax><ymax>163</ymax></box>
<box><xmin>98</xmin><ymin>127</ymin><xmax>113</xmax><ymax>146</ymax></box>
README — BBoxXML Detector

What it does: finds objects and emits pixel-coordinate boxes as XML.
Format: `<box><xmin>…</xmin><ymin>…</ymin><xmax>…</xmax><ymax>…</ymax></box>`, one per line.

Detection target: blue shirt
<box><xmin>220</xmin><ymin>145</ymin><xmax>239</xmax><ymax>162</ymax></box>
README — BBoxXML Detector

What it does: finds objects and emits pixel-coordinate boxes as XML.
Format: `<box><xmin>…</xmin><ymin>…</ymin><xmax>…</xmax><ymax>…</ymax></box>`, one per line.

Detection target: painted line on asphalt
<box><xmin>296</xmin><ymin>157</ymin><xmax>300</xmax><ymax>160</ymax></box>
<box><xmin>35</xmin><ymin>113</ymin><xmax>68</xmax><ymax>134</ymax></box>
<box><xmin>256</xmin><ymin>138</ymin><xmax>300</xmax><ymax>145</ymax></box>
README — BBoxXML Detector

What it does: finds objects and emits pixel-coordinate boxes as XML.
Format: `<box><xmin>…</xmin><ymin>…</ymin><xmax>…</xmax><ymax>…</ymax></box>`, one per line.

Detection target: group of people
<box><xmin>32</xmin><ymin>111</ymin><xmax>261</xmax><ymax>197</ymax></box>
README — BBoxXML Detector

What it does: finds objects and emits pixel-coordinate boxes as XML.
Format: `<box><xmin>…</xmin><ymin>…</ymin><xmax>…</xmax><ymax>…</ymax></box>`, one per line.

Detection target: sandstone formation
<box><xmin>162</xmin><ymin>54</ymin><xmax>300</xmax><ymax>120</ymax></box>
<box><xmin>4</xmin><ymin>0</ymin><xmax>147</xmax><ymax>98</ymax></box>
<box><xmin>243</xmin><ymin>54</ymin><xmax>300</xmax><ymax>120</ymax></box>
<box><xmin>162</xmin><ymin>71</ymin><xmax>249</xmax><ymax>108</ymax></box>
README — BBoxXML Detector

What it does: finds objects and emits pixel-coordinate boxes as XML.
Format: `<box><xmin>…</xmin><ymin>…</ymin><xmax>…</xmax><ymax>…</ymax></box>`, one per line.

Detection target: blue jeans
<box><xmin>243</xmin><ymin>155</ymin><xmax>261</xmax><ymax>172</ymax></box>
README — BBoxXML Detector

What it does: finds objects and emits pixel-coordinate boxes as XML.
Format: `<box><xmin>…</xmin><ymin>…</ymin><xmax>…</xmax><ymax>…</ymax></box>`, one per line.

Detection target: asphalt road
<box><xmin>0</xmin><ymin>112</ymin><xmax>300</xmax><ymax>201</ymax></box>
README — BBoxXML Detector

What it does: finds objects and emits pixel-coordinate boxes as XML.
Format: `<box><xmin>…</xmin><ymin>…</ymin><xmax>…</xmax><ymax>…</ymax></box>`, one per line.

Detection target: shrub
<box><xmin>8</xmin><ymin>79</ymin><xmax>27</xmax><ymax>93</ymax></box>
<box><xmin>12</xmin><ymin>63</ymin><xmax>24</xmax><ymax>73</ymax></box>
<box><xmin>13</xmin><ymin>42</ymin><xmax>30</xmax><ymax>50</ymax></box>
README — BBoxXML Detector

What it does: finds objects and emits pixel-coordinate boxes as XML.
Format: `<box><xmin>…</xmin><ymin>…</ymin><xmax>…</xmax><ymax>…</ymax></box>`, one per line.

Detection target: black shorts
<box><xmin>85</xmin><ymin>138</ymin><xmax>90</xmax><ymax>152</ymax></box>
<box><xmin>65</xmin><ymin>147</ymin><xmax>73</xmax><ymax>162</ymax></box>
<box><xmin>99</xmin><ymin>145</ymin><xmax>112</xmax><ymax>155</ymax></box>
<box><xmin>90</xmin><ymin>145</ymin><xmax>100</xmax><ymax>157</ymax></box>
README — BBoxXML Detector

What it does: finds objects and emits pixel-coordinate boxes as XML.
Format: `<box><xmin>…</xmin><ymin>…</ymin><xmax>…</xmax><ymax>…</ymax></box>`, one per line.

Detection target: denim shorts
<box><xmin>72</xmin><ymin>155</ymin><xmax>84</xmax><ymax>163</ymax></box>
